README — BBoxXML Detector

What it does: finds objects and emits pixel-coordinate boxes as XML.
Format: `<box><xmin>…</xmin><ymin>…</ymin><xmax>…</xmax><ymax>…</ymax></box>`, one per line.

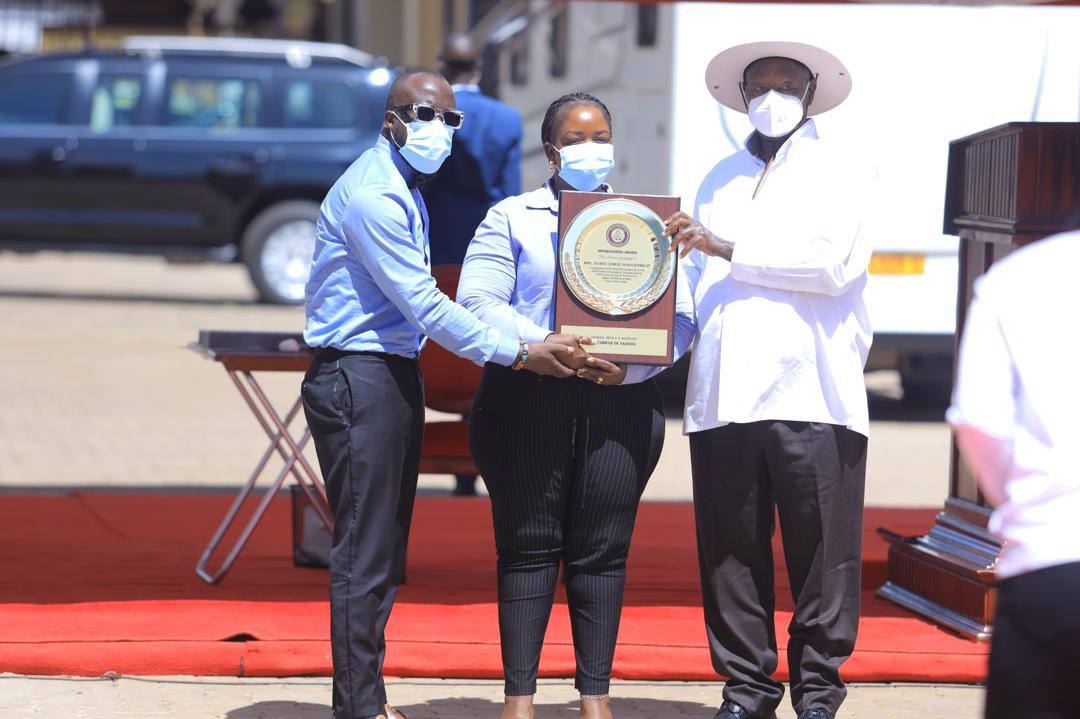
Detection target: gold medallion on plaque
<box><xmin>559</xmin><ymin>198</ymin><xmax>675</xmax><ymax>316</ymax></box>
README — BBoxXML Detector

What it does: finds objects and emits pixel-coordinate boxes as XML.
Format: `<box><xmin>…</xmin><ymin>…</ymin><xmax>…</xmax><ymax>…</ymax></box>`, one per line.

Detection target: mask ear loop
<box><xmin>545</xmin><ymin>142</ymin><xmax>561</xmax><ymax>172</ymax></box>
<box><xmin>389</xmin><ymin>110</ymin><xmax>410</xmax><ymax>149</ymax></box>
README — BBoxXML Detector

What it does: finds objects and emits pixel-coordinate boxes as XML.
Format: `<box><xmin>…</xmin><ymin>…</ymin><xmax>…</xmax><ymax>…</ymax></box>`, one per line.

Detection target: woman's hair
<box><xmin>540</xmin><ymin>92</ymin><xmax>612</xmax><ymax>145</ymax></box>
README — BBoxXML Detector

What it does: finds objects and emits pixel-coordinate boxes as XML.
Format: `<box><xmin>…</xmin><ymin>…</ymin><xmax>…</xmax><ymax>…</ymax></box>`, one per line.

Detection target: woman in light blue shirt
<box><xmin>458</xmin><ymin>93</ymin><xmax>695</xmax><ymax>719</ymax></box>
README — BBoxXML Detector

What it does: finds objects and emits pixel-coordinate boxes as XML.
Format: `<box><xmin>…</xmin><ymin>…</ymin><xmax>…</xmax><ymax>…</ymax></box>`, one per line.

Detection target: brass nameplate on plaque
<box><xmin>560</xmin><ymin>325</ymin><xmax>669</xmax><ymax>357</ymax></box>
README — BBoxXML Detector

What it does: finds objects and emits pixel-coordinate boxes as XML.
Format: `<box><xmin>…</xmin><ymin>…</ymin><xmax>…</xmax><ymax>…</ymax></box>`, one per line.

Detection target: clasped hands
<box><xmin>525</xmin><ymin>333</ymin><xmax>626</xmax><ymax>385</ymax></box>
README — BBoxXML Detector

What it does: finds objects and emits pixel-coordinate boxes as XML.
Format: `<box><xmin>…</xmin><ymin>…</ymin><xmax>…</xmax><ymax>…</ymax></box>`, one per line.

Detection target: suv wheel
<box><xmin>241</xmin><ymin>200</ymin><xmax>320</xmax><ymax>305</ymax></box>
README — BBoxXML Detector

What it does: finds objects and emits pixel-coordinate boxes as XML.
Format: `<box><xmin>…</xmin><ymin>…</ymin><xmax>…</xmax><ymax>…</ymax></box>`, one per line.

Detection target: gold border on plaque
<box><xmin>560</xmin><ymin>198</ymin><xmax>674</xmax><ymax>317</ymax></box>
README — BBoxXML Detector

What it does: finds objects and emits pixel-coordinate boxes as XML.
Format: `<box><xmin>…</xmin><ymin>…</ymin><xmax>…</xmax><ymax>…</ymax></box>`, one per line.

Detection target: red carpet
<box><xmin>0</xmin><ymin>493</ymin><xmax>988</xmax><ymax>680</ymax></box>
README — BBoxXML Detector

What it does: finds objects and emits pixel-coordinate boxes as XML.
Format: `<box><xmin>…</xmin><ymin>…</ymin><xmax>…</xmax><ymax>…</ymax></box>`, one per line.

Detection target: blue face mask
<box><xmin>556</xmin><ymin>142</ymin><xmax>615</xmax><ymax>191</ymax></box>
<box><xmin>392</xmin><ymin>112</ymin><xmax>453</xmax><ymax>174</ymax></box>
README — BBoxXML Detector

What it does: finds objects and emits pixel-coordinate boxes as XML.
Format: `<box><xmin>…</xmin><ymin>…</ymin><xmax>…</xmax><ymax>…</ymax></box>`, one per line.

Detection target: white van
<box><xmin>489</xmin><ymin>1</ymin><xmax>1080</xmax><ymax>401</ymax></box>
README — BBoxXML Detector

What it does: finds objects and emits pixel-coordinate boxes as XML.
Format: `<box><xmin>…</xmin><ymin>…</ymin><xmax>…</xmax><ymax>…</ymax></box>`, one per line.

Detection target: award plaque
<box><xmin>554</xmin><ymin>191</ymin><xmax>680</xmax><ymax>365</ymax></box>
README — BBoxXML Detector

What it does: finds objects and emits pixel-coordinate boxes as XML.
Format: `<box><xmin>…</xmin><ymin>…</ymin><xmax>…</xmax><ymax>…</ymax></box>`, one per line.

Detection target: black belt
<box><xmin>313</xmin><ymin>347</ymin><xmax>417</xmax><ymax>364</ymax></box>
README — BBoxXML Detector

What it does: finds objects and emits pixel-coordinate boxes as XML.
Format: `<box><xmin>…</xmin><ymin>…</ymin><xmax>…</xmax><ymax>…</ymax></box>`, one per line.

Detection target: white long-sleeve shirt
<box><xmin>684</xmin><ymin>120</ymin><xmax>875</xmax><ymax>436</ymax></box>
<box><xmin>947</xmin><ymin>230</ymin><xmax>1080</xmax><ymax>579</ymax></box>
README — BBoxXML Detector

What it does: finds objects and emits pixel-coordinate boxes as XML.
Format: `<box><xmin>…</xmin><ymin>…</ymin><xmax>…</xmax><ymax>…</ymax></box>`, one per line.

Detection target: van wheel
<box><xmin>241</xmin><ymin>200</ymin><xmax>319</xmax><ymax>305</ymax></box>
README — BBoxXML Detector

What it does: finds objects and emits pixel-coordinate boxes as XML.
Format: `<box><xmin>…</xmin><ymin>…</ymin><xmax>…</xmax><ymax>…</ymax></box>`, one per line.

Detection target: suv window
<box><xmin>165</xmin><ymin>76</ymin><xmax>262</xmax><ymax>129</ymax></box>
<box><xmin>89</xmin><ymin>75</ymin><xmax>142</xmax><ymax>133</ymax></box>
<box><xmin>284</xmin><ymin>79</ymin><xmax>358</xmax><ymax>129</ymax></box>
<box><xmin>0</xmin><ymin>75</ymin><xmax>69</xmax><ymax>125</ymax></box>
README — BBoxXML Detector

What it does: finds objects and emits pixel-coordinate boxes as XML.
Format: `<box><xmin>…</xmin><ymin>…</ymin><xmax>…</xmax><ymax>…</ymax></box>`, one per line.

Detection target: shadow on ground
<box><xmin>224</xmin><ymin>696</ymin><xmax>718</xmax><ymax>718</ymax></box>
<box><xmin>225</xmin><ymin>701</ymin><xmax>328</xmax><ymax>718</ymax></box>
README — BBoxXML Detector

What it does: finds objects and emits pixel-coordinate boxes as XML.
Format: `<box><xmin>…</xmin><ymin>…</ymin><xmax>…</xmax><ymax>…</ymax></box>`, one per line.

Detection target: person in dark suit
<box><xmin>422</xmin><ymin>33</ymin><xmax>523</xmax><ymax>496</ymax></box>
<box><xmin>423</xmin><ymin>33</ymin><xmax>522</xmax><ymax>269</ymax></box>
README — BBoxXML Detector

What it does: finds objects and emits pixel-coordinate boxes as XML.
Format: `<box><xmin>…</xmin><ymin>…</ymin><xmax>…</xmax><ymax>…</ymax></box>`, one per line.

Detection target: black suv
<box><xmin>0</xmin><ymin>36</ymin><xmax>394</xmax><ymax>303</ymax></box>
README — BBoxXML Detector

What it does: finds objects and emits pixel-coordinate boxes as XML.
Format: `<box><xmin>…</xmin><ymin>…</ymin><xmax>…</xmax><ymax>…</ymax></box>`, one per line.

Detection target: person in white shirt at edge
<box><xmin>663</xmin><ymin>42</ymin><xmax>875</xmax><ymax>719</ymax></box>
<box><xmin>947</xmin><ymin>228</ymin><xmax>1080</xmax><ymax>719</ymax></box>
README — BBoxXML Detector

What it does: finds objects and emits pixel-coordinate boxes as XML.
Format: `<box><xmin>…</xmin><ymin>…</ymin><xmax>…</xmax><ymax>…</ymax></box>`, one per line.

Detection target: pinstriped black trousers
<box><xmin>470</xmin><ymin>364</ymin><xmax>666</xmax><ymax>696</ymax></box>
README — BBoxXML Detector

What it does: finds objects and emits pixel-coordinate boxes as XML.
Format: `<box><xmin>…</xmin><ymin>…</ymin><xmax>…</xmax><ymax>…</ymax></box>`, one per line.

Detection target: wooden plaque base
<box><xmin>554</xmin><ymin>191</ymin><xmax>680</xmax><ymax>365</ymax></box>
<box><xmin>877</xmin><ymin>498</ymin><xmax>999</xmax><ymax>641</ymax></box>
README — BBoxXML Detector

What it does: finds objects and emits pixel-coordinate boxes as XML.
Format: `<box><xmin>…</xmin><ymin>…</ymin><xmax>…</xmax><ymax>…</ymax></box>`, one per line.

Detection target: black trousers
<box><xmin>470</xmin><ymin>364</ymin><xmax>665</xmax><ymax>696</ymax></box>
<box><xmin>689</xmin><ymin>420</ymin><xmax>867</xmax><ymax>716</ymax></box>
<box><xmin>302</xmin><ymin>351</ymin><xmax>424</xmax><ymax>719</ymax></box>
<box><xmin>986</xmin><ymin>561</ymin><xmax>1080</xmax><ymax>719</ymax></box>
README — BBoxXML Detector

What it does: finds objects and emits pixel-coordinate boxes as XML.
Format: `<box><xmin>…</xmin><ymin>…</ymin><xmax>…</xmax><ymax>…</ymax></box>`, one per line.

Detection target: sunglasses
<box><xmin>393</xmin><ymin>103</ymin><xmax>465</xmax><ymax>129</ymax></box>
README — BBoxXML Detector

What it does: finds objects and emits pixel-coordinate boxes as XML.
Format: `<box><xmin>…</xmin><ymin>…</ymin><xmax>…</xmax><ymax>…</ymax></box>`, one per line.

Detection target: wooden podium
<box><xmin>876</xmin><ymin>122</ymin><xmax>1080</xmax><ymax>640</ymax></box>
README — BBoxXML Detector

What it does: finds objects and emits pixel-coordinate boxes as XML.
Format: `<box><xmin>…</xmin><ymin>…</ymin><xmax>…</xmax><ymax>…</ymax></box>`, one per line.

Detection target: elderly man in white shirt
<box><xmin>664</xmin><ymin>42</ymin><xmax>874</xmax><ymax>719</ymax></box>
<box><xmin>947</xmin><ymin>228</ymin><xmax>1080</xmax><ymax>719</ymax></box>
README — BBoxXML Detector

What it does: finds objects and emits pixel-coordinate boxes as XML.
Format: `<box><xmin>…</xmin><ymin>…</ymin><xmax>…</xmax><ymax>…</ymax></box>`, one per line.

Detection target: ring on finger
<box><xmin>597</xmin><ymin>376</ymin><xmax>604</xmax><ymax>384</ymax></box>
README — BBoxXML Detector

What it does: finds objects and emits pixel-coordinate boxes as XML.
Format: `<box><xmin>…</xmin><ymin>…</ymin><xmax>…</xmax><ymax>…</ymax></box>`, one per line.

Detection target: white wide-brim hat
<box><xmin>705</xmin><ymin>41</ymin><xmax>852</xmax><ymax>116</ymax></box>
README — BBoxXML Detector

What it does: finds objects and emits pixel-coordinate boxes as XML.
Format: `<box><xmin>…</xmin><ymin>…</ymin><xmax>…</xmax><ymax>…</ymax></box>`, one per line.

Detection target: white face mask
<box><xmin>747</xmin><ymin>89</ymin><xmax>808</xmax><ymax>138</ymax></box>
<box><xmin>556</xmin><ymin>142</ymin><xmax>615</xmax><ymax>191</ymax></box>
<box><xmin>392</xmin><ymin>113</ymin><xmax>453</xmax><ymax>174</ymax></box>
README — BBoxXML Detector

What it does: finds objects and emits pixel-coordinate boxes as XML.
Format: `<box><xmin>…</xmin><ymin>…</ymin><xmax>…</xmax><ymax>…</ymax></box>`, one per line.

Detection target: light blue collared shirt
<box><xmin>457</xmin><ymin>181</ymin><xmax>697</xmax><ymax>383</ymax></box>
<box><xmin>304</xmin><ymin>135</ymin><xmax>520</xmax><ymax>366</ymax></box>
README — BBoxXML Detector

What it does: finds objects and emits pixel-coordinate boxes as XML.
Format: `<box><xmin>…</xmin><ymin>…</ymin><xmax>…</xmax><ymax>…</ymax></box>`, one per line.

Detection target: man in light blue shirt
<box><xmin>301</xmin><ymin>71</ymin><xmax>578</xmax><ymax>719</ymax></box>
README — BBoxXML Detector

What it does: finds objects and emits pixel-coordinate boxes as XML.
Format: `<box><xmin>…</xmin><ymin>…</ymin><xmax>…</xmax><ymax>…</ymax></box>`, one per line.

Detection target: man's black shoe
<box><xmin>714</xmin><ymin>700</ymin><xmax>778</xmax><ymax>719</ymax></box>
<box><xmin>798</xmin><ymin>710</ymin><xmax>833</xmax><ymax>719</ymax></box>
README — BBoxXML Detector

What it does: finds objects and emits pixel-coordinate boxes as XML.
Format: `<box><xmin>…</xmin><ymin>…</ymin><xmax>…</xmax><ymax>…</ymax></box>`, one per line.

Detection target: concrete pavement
<box><xmin>1</xmin><ymin>676</ymin><xmax>984</xmax><ymax>718</ymax></box>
